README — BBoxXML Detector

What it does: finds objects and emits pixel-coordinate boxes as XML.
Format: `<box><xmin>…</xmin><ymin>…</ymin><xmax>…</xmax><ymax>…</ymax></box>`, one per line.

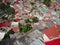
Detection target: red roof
<box><xmin>16</xmin><ymin>18</ymin><xmax>21</xmax><ymax>22</ymax></box>
<box><xmin>0</xmin><ymin>21</ymin><xmax>11</xmax><ymax>27</ymax></box>
<box><xmin>43</xmin><ymin>25</ymin><xmax>60</xmax><ymax>39</ymax></box>
<box><xmin>57</xmin><ymin>25</ymin><xmax>60</xmax><ymax>34</ymax></box>
<box><xmin>57</xmin><ymin>9</ymin><xmax>60</xmax><ymax>13</ymax></box>
<box><xmin>45</xmin><ymin>38</ymin><xmax>60</xmax><ymax>45</ymax></box>
<box><xmin>16</xmin><ymin>1</ymin><xmax>20</xmax><ymax>4</ymax></box>
<box><xmin>15</xmin><ymin>11</ymin><xmax>19</xmax><ymax>15</ymax></box>
<box><xmin>12</xmin><ymin>27</ymin><xmax>19</xmax><ymax>33</ymax></box>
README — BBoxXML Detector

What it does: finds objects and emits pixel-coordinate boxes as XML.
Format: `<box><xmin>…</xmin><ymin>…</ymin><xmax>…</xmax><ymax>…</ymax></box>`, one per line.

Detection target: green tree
<box><xmin>30</xmin><ymin>2</ymin><xmax>35</xmax><ymax>5</ymax></box>
<box><xmin>43</xmin><ymin>0</ymin><xmax>51</xmax><ymax>6</ymax></box>
<box><xmin>18</xmin><ymin>23</ymin><xmax>22</xmax><ymax>32</ymax></box>
<box><xmin>6</xmin><ymin>7</ymin><xmax>15</xmax><ymax>15</ymax></box>
<box><xmin>24</xmin><ymin>19</ymin><xmax>31</xmax><ymax>23</ymax></box>
<box><xmin>19</xmin><ymin>24</ymin><xmax>32</xmax><ymax>33</ymax></box>
<box><xmin>0</xmin><ymin>3</ymin><xmax>7</xmax><ymax>10</ymax></box>
<box><xmin>32</xmin><ymin>17</ymin><xmax>39</xmax><ymax>23</ymax></box>
<box><xmin>0</xmin><ymin>3</ymin><xmax>15</xmax><ymax>20</ymax></box>
<box><xmin>22</xmin><ymin>24</ymin><xmax>32</xmax><ymax>32</ymax></box>
<box><xmin>22</xmin><ymin>24</ymin><xmax>27</xmax><ymax>32</ymax></box>
<box><xmin>3</xmin><ymin>29</ymin><xmax>15</xmax><ymax>39</ymax></box>
<box><xmin>27</xmin><ymin>24</ymin><xmax>32</xmax><ymax>31</ymax></box>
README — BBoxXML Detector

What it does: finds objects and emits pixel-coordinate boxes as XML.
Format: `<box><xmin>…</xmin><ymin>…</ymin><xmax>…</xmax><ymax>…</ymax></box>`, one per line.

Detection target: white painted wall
<box><xmin>0</xmin><ymin>32</ymin><xmax>5</xmax><ymax>41</ymax></box>
<box><xmin>43</xmin><ymin>34</ymin><xmax>50</xmax><ymax>42</ymax></box>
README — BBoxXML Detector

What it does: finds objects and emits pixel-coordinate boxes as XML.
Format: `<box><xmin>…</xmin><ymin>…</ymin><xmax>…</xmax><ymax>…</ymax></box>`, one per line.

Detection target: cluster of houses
<box><xmin>0</xmin><ymin>0</ymin><xmax>60</xmax><ymax>45</ymax></box>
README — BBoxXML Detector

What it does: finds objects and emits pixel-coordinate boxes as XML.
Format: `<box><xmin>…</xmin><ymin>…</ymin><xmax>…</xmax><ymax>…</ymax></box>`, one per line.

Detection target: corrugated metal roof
<box><xmin>43</xmin><ymin>25</ymin><xmax>60</xmax><ymax>39</ymax></box>
<box><xmin>30</xmin><ymin>39</ymin><xmax>45</xmax><ymax>45</ymax></box>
